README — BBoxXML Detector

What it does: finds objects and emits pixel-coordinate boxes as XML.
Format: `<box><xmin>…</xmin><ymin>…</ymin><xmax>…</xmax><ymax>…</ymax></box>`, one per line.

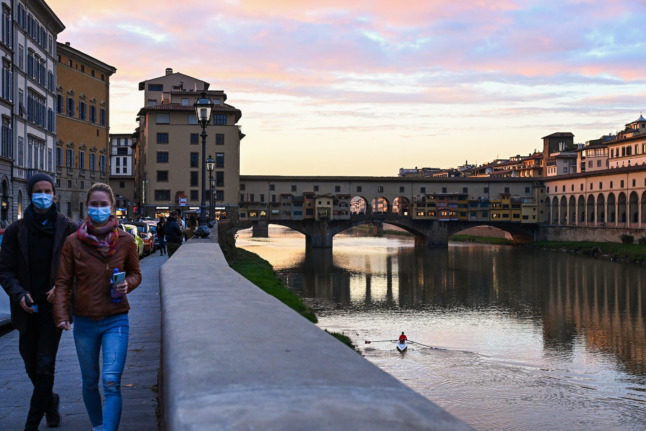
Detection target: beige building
<box><xmin>607</xmin><ymin>115</ymin><xmax>646</xmax><ymax>169</ymax></box>
<box><xmin>109</xmin><ymin>133</ymin><xmax>136</xmax><ymax>218</ymax></box>
<box><xmin>135</xmin><ymin>68</ymin><xmax>243</xmax><ymax>219</ymax></box>
<box><xmin>55</xmin><ymin>42</ymin><xmax>116</xmax><ymax>220</ymax></box>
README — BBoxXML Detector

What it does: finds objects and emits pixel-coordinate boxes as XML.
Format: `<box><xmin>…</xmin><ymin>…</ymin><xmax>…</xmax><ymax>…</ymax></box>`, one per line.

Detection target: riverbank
<box><xmin>223</xmin><ymin>246</ymin><xmax>357</xmax><ymax>349</ymax></box>
<box><xmin>450</xmin><ymin>234</ymin><xmax>515</xmax><ymax>245</ymax></box>
<box><xmin>530</xmin><ymin>240</ymin><xmax>646</xmax><ymax>264</ymax></box>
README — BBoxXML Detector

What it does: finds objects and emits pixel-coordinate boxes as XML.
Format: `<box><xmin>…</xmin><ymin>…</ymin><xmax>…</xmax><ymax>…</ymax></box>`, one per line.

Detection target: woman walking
<box><xmin>54</xmin><ymin>183</ymin><xmax>141</xmax><ymax>431</ymax></box>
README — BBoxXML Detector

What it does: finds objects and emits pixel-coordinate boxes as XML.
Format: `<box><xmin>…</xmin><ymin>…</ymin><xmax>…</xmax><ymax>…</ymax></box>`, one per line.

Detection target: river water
<box><xmin>236</xmin><ymin>226</ymin><xmax>646</xmax><ymax>431</ymax></box>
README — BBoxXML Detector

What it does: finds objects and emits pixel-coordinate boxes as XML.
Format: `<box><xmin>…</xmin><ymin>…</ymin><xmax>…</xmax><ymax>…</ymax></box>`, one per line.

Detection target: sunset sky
<box><xmin>50</xmin><ymin>0</ymin><xmax>646</xmax><ymax>175</ymax></box>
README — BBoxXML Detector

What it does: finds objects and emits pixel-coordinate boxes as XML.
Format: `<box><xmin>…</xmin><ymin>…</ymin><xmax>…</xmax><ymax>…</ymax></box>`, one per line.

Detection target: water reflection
<box><xmin>280</xmin><ymin>242</ymin><xmax>646</xmax><ymax>376</ymax></box>
<box><xmin>237</xmin><ymin>228</ymin><xmax>646</xmax><ymax>430</ymax></box>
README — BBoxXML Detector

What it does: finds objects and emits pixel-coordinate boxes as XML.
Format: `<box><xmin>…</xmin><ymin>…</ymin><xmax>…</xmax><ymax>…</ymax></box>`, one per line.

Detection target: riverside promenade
<box><xmin>0</xmin><ymin>253</ymin><xmax>164</xmax><ymax>430</ymax></box>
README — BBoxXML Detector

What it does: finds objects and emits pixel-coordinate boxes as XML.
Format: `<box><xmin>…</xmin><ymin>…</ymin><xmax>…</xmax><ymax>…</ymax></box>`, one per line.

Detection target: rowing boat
<box><xmin>396</xmin><ymin>341</ymin><xmax>407</xmax><ymax>352</ymax></box>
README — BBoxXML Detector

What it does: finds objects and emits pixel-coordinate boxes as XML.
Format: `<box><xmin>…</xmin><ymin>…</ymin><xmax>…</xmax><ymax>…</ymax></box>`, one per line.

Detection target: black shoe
<box><xmin>45</xmin><ymin>393</ymin><xmax>61</xmax><ymax>427</ymax></box>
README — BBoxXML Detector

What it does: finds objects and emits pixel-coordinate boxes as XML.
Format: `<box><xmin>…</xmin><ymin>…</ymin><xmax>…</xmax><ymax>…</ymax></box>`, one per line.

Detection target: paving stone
<box><xmin>0</xmin><ymin>253</ymin><xmax>165</xmax><ymax>430</ymax></box>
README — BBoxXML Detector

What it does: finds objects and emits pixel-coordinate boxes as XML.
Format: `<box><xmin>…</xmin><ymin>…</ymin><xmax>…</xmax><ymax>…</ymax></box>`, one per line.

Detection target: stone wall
<box><xmin>538</xmin><ymin>225</ymin><xmax>646</xmax><ymax>243</ymax></box>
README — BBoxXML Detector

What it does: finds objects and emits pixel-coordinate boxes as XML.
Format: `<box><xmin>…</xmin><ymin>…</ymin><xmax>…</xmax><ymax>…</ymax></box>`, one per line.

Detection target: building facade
<box><xmin>135</xmin><ymin>68</ymin><xmax>243</xmax><ymax>218</ymax></box>
<box><xmin>55</xmin><ymin>41</ymin><xmax>115</xmax><ymax>220</ymax></box>
<box><xmin>10</xmin><ymin>0</ymin><xmax>64</xmax><ymax>223</ymax></box>
<box><xmin>607</xmin><ymin>116</ymin><xmax>646</xmax><ymax>169</ymax></box>
<box><xmin>109</xmin><ymin>133</ymin><xmax>136</xmax><ymax>218</ymax></box>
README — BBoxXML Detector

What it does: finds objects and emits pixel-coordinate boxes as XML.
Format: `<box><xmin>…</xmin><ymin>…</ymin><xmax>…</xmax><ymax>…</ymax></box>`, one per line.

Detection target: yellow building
<box><xmin>56</xmin><ymin>42</ymin><xmax>116</xmax><ymax>220</ymax></box>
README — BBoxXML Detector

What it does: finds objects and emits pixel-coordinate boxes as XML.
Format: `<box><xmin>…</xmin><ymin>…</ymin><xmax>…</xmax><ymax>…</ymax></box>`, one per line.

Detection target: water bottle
<box><xmin>111</xmin><ymin>268</ymin><xmax>122</xmax><ymax>304</ymax></box>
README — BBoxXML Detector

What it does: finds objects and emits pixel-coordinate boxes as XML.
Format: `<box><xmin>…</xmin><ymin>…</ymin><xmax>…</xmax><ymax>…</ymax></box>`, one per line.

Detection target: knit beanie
<box><xmin>27</xmin><ymin>173</ymin><xmax>56</xmax><ymax>197</ymax></box>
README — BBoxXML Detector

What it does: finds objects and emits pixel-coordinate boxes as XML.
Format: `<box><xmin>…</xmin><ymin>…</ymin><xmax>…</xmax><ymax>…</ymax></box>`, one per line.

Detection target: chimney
<box><xmin>165</xmin><ymin>68</ymin><xmax>173</xmax><ymax>76</ymax></box>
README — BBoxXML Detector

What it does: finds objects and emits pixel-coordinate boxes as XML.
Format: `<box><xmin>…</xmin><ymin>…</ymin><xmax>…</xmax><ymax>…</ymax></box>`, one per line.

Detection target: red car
<box><xmin>132</xmin><ymin>222</ymin><xmax>154</xmax><ymax>255</ymax></box>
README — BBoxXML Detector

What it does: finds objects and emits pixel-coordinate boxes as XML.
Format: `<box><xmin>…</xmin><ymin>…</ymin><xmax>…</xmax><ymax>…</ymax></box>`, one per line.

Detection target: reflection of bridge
<box><xmin>236</xmin><ymin>175</ymin><xmax>542</xmax><ymax>248</ymax></box>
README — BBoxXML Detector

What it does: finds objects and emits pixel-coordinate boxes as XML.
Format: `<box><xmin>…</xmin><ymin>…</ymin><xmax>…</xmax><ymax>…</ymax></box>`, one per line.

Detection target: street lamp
<box><xmin>206</xmin><ymin>154</ymin><xmax>215</xmax><ymax>223</ymax></box>
<box><xmin>193</xmin><ymin>92</ymin><xmax>214</xmax><ymax>238</ymax></box>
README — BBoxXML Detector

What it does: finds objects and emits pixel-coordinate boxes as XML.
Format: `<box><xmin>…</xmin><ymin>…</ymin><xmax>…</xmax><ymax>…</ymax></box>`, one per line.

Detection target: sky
<box><xmin>49</xmin><ymin>0</ymin><xmax>646</xmax><ymax>176</ymax></box>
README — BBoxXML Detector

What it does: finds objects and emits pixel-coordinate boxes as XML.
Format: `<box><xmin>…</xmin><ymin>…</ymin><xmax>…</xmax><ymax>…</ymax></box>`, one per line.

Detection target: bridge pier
<box><xmin>414</xmin><ymin>221</ymin><xmax>450</xmax><ymax>248</ymax></box>
<box><xmin>304</xmin><ymin>220</ymin><xmax>334</xmax><ymax>249</ymax></box>
<box><xmin>251</xmin><ymin>220</ymin><xmax>269</xmax><ymax>238</ymax></box>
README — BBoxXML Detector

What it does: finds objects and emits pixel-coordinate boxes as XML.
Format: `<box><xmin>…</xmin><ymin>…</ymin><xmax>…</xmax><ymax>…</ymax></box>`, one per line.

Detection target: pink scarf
<box><xmin>77</xmin><ymin>216</ymin><xmax>119</xmax><ymax>257</ymax></box>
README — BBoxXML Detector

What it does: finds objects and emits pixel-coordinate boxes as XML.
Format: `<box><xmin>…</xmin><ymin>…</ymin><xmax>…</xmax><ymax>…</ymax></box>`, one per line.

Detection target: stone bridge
<box><xmin>235</xmin><ymin>213</ymin><xmax>538</xmax><ymax>248</ymax></box>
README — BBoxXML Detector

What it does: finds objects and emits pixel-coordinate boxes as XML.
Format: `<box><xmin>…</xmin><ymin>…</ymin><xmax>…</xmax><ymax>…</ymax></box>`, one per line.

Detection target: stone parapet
<box><xmin>159</xmin><ymin>235</ymin><xmax>472</xmax><ymax>430</ymax></box>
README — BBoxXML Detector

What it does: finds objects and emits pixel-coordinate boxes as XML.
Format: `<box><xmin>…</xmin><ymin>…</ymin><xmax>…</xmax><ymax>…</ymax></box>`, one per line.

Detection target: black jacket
<box><xmin>0</xmin><ymin>211</ymin><xmax>77</xmax><ymax>332</ymax></box>
<box><xmin>165</xmin><ymin>218</ymin><xmax>182</xmax><ymax>243</ymax></box>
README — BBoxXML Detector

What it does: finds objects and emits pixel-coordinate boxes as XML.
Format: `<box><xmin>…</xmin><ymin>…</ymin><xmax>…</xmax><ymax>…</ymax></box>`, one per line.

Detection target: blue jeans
<box><xmin>73</xmin><ymin>314</ymin><xmax>129</xmax><ymax>431</ymax></box>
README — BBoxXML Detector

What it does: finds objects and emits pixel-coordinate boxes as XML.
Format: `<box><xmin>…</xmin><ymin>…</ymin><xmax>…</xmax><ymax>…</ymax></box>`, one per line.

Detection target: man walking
<box><xmin>0</xmin><ymin>174</ymin><xmax>77</xmax><ymax>431</ymax></box>
<box><xmin>165</xmin><ymin>211</ymin><xmax>183</xmax><ymax>257</ymax></box>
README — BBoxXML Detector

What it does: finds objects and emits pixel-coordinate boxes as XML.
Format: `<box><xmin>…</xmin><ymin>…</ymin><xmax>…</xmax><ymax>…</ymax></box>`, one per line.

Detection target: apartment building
<box><xmin>109</xmin><ymin>133</ymin><xmax>136</xmax><ymax>218</ymax></box>
<box><xmin>135</xmin><ymin>68</ymin><xmax>243</xmax><ymax>218</ymax></box>
<box><xmin>10</xmin><ymin>0</ymin><xmax>64</xmax><ymax>223</ymax></box>
<box><xmin>55</xmin><ymin>41</ymin><xmax>116</xmax><ymax>220</ymax></box>
<box><xmin>0</xmin><ymin>1</ymin><xmax>12</xmax><ymax>225</ymax></box>
<box><xmin>607</xmin><ymin>115</ymin><xmax>646</xmax><ymax>169</ymax></box>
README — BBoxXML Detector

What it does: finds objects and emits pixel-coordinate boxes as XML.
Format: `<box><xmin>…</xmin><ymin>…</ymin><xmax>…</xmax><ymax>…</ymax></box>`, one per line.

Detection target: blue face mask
<box><xmin>32</xmin><ymin>193</ymin><xmax>53</xmax><ymax>210</ymax></box>
<box><xmin>88</xmin><ymin>206</ymin><xmax>112</xmax><ymax>224</ymax></box>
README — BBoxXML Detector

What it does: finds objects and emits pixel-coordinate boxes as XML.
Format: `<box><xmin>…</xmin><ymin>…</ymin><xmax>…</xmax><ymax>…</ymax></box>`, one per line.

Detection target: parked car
<box><xmin>132</xmin><ymin>221</ymin><xmax>155</xmax><ymax>255</ymax></box>
<box><xmin>0</xmin><ymin>227</ymin><xmax>5</xmax><ymax>250</ymax></box>
<box><xmin>143</xmin><ymin>220</ymin><xmax>159</xmax><ymax>249</ymax></box>
<box><xmin>120</xmin><ymin>223</ymin><xmax>145</xmax><ymax>258</ymax></box>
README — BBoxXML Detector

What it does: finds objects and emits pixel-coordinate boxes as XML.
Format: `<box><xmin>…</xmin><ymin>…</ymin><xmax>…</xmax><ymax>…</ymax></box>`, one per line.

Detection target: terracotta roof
<box><xmin>137</xmin><ymin>103</ymin><xmax>242</xmax><ymax>121</ymax></box>
<box><xmin>542</xmin><ymin>132</ymin><xmax>574</xmax><ymax>139</ymax></box>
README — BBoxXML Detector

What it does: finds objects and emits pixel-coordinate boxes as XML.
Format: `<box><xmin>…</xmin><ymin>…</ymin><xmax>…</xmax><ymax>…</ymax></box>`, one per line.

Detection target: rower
<box><xmin>399</xmin><ymin>332</ymin><xmax>407</xmax><ymax>343</ymax></box>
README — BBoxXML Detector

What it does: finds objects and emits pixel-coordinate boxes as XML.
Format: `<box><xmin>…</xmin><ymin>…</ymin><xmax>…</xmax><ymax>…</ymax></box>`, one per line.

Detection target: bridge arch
<box><xmin>371</xmin><ymin>196</ymin><xmax>390</xmax><ymax>214</ymax></box>
<box><xmin>391</xmin><ymin>196</ymin><xmax>410</xmax><ymax>216</ymax></box>
<box><xmin>350</xmin><ymin>196</ymin><xmax>369</xmax><ymax>215</ymax></box>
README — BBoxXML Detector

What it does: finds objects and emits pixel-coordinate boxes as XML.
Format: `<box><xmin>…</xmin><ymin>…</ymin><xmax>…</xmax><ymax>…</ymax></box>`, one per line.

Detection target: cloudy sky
<box><xmin>50</xmin><ymin>0</ymin><xmax>646</xmax><ymax>175</ymax></box>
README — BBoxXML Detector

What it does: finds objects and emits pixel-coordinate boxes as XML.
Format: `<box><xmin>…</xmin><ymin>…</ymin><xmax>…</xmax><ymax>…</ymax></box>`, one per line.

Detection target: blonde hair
<box><xmin>86</xmin><ymin>182</ymin><xmax>115</xmax><ymax>206</ymax></box>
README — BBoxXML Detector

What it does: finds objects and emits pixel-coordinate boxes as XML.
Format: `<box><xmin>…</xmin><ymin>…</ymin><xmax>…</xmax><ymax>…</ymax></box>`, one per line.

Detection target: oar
<box><xmin>364</xmin><ymin>339</ymin><xmax>397</xmax><ymax>344</ymax></box>
<box><xmin>409</xmin><ymin>340</ymin><xmax>444</xmax><ymax>350</ymax></box>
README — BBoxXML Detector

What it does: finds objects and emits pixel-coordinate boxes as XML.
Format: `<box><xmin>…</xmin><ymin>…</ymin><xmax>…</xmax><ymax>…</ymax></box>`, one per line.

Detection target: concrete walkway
<box><xmin>0</xmin><ymin>252</ymin><xmax>164</xmax><ymax>430</ymax></box>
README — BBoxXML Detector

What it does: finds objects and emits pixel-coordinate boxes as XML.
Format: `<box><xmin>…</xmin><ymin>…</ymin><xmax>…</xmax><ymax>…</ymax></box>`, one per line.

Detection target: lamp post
<box><xmin>193</xmin><ymin>92</ymin><xmax>214</xmax><ymax>238</ymax></box>
<box><xmin>206</xmin><ymin>154</ymin><xmax>215</xmax><ymax>223</ymax></box>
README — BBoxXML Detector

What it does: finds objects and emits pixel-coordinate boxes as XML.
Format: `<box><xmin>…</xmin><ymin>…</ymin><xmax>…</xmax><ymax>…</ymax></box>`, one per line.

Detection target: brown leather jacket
<box><xmin>54</xmin><ymin>229</ymin><xmax>142</xmax><ymax>325</ymax></box>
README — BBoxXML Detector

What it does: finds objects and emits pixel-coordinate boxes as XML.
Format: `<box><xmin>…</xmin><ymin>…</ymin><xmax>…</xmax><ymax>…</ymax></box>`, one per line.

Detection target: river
<box><xmin>236</xmin><ymin>226</ymin><xmax>646</xmax><ymax>431</ymax></box>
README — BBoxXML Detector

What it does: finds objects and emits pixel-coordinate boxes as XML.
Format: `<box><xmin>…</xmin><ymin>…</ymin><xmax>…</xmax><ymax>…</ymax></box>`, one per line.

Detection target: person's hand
<box><xmin>115</xmin><ymin>280</ymin><xmax>128</xmax><ymax>296</ymax></box>
<box><xmin>46</xmin><ymin>286</ymin><xmax>56</xmax><ymax>303</ymax></box>
<box><xmin>57</xmin><ymin>321</ymin><xmax>71</xmax><ymax>331</ymax></box>
<box><xmin>19</xmin><ymin>293</ymin><xmax>35</xmax><ymax>313</ymax></box>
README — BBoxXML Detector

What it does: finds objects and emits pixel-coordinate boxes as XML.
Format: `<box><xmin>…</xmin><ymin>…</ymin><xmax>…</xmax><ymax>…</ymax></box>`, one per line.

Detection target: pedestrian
<box><xmin>165</xmin><ymin>212</ymin><xmax>183</xmax><ymax>257</ymax></box>
<box><xmin>0</xmin><ymin>173</ymin><xmax>76</xmax><ymax>431</ymax></box>
<box><xmin>399</xmin><ymin>332</ymin><xmax>407</xmax><ymax>343</ymax></box>
<box><xmin>54</xmin><ymin>183</ymin><xmax>142</xmax><ymax>431</ymax></box>
<box><xmin>156</xmin><ymin>216</ymin><xmax>167</xmax><ymax>256</ymax></box>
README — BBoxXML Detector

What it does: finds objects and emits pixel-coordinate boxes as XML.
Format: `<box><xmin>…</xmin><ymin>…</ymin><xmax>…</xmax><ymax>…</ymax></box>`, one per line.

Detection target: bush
<box><xmin>639</xmin><ymin>237</ymin><xmax>646</xmax><ymax>246</ymax></box>
<box><xmin>620</xmin><ymin>234</ymin><xmax>634</xmax><ymax>244</ymax></box>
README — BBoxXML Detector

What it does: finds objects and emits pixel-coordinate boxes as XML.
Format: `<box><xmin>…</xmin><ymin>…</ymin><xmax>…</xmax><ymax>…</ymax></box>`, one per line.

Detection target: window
<box><xmin>90</xmin><ymin>105</ymin><xmax>96</xmax><ymax>123</ymax></box>
<box><xmin>400</xmin><ymin>186</ymin><xmax>405</xmax><ymax>193</ymax></box>
<box><xmin>525</xmin><ymin>187</ymin><xmax>530</xmax><ymax>193</ymax></box>
<box><xmin>155</xmin><ymin>190</ymin><xmax>170</xmax><ymax>201</ymax></box>
<box><xmin>420</xmin><ymin>187</ymin><xmax>426</xmax><ymax>193</ymax></box>
<box><xmin>335</xmin><ymin>186</ymin><xmax>341</xmax><ymax>192</ymax></box>
<box><xmin>215</xmin><ymin>133</ymin><xmax>224</xmax><ymax>145</ymax></box>
<box><xmin>67</xmin><ymin>97</ymin><xmax>74</xmax><ymax>116</ymax></box>
<box><xmin>156</xmin><ymin>113</ymin><xmax>169</xmax><ymax>124</ymax></box>
<box><xmin>100</xmin><ymin>108</ymin><xmax>106</xmax><ymax>126</ymax></box>
<box><xmin>190</xmin><ymin>152</ymin><xmax>198</xmax><ymax>167</ymax></box>
<box><xmin>187</xmin><ymin>114</ymin><xmax>198</xmax><ymax>125</ymax></box>
<box><xmin>216</xmin><ymin>171</ymin><xmax>224</xmax><ymax>187</ymax></box>
<box><xmin>79</xmin><ymin>151</ymin><xmax>85</xmax><ymax>169</ymax></box>
<box><xmin>215</xmin><ymin>153</ymin><xmax>224</xmax><ymax>168</ymax></box>
<box><xmin>313</xmin><ymin>185</ymin><xmax>319</xmax><ymax>192</ymax></box>
<box><xmin>79</xmin><ymin>101</ymin><xmax>86</xmax><ymax>120</ymax></box>
<box><xmin>56</xmin><ymin>94</ymin><xmax>63</xmax><ymax>114</ymax></box>
<box><xmin>148</xmin><ymin>84</ymin><xmax>163</xmax><ymax>91</ymax></box>
<box><xmin>89</xmin><ymin>153</ymin><xmax>96</xmax><ymax>171</ymax></box>
<box><xmin>190</xmin><ymin>171</ymin><xmax>198</xmax><ymax>186</ymax></box>
<box><xmin>56</xmin><ymin>147</ymin><xmax>62</xmax><ymax>166</ymax></box>
<box><xmin>213</xmin><ymin>114</ymin><xmax>226</xmax><ymax>125</ymax></box>
<box><xmin>66</xmin><ymin>148</ymin><xmax>73</xmax><ymax>168</ymax></box>
<box><xmin>291</xmin><ymin>185</ymin><xmax>297</xmax><ymax>192</ymax></box>
<box><xmin>504</xmin><ymin>187</ymin><xmax>510</xmax><ymax>194</ymax></box>
<box><xmin>190</xmin><ymin>133</ymin><xmax>198</xmax><ymax>144</ymax></box>
<box><xmin>190</xmin><ymin>190</ymin><xmax>198</xmax><ymax>201</ymax></box>
<box><xmin>100</xmin><ymin>155</ymin><xmax>106</xmax><ymax>173</ymax></box>
<box><xmin>356</xmin><ymin>186</ymin><xmax>362</xmax><ymax>192</ymax></box>
<box><xmin>269</xmin><ymin>184</ymin><xmax>275</xmax><ymax>191</ymax></box>
<box><xmin>157</xmin><ymin>171</ymin><xmax>168</xmax><ymax>182</ymax></box>
<box><xmin>484</xmin><ymin>187</ymin><xmax>489</xmax><ymax>193</ymax></box>
<box><xmin>120</xmin><ymin>181</ymin><xmax>125</xmax><ymax>188</ymax></box>
<box><xmin>442</xmin><ymin>187</ymin><xmax>447</xmax><ymax>193</ymax></box>
<box><xmin>156</xmin><ymin>151</ymin><xmax>169</xmax><ymax>163</ymax></box>
<box><xmin>378</xmin><ymin>186</ymin><xmax>384</xmax><ymax>193</ymax></box>
<box><xmin>462</xmin><ymin>187</ymin><xmax>468</xmax><ymax>194</ymax></box>
<box><xmin>215</xmin><ymin>190</ymin><xmax>224</xmax><ymax>201</ymax></box>
<box><xmin>157</xmin><ymin>133</ymin><xmax>169</xmax><ymax>144</ymax></box>
<box><xmin>621</xmin><ymin>180</ymin><xmax>624</xmax><ymax>187</ymax></box>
